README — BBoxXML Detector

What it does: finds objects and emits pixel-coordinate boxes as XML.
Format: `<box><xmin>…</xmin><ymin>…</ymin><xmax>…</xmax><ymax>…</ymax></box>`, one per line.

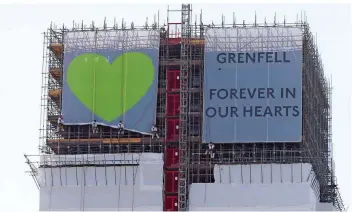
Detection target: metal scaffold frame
<box><xmin>24</xmin><ymin>4</ymin><xmax>345</xmax><ymax>211</ymax></box>
<box><xmin>178</xmin><ymin>3</ymin><xmax>192</xmax><ymax>211</ymax></box>
<box><xmin>40</xmin><ymin>19</ymin><xmax>168</xmax><ymax>156</ymax></box>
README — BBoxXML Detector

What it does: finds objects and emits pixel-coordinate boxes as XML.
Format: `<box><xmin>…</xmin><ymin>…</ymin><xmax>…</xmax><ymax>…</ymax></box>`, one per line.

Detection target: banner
<box><xmin>62</xmin><ymin>30</ymin><xmax>160</xmax><ymax>134</ymax></box>
<box><xmin>203</xmin><ymin>27</ymin><xmax>303</xmax><ymax>143</ymax></box>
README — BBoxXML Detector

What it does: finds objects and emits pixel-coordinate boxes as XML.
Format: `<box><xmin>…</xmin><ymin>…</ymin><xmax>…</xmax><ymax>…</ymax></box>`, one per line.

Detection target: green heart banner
<box><xmin>61</xmin><ymin>30</ymin><xmax>160</xmax><ymax>134</ymax></box>
<box><xmin>67</xmin><ymin>52</ymin><xmax>154</xmax><ymax>122</ymax></box>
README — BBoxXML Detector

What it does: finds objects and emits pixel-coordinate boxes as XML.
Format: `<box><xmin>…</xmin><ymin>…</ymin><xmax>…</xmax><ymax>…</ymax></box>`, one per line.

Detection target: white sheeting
<box><xmin>189</xmin><ymin>183</ymin><xmax>317</xmax><ymax>211</ymax></box>
<box><xmin>214</xmin><ymin>163</ymin><xmax>315</xmax><ymax>184</ymax></box>
<box><xmin>39</xmin><ymin>153</ymin><xmax>163</xmax><ymax>211</ymax></box>
<box><xmin>39</xmin><ymin>156</ymin><xmax>336</xmax><ymax>211</ymax></box>
<box><xmin>40</xmin><ymin>186</ymin><xmax>162</xmax><ymax>211</ymax></box>
<box><xmin>189</xmin><ymin>163</ymin><xmax>323</xmax><ymax>211</ymax></box>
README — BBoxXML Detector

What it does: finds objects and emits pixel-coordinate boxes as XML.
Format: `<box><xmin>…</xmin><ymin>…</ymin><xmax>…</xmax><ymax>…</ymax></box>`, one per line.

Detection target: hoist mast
<box><xmin>178</xmin><ymin>3</ymin><xmax>192</xmax><ymax>211</ymax></box>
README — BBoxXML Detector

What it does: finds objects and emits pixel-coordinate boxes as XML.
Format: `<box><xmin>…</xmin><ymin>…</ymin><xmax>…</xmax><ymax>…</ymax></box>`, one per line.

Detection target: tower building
<box><xmin>25</xmin><ymin>4</ymin><xmax>345</xmax><ymax>211</ymax></box>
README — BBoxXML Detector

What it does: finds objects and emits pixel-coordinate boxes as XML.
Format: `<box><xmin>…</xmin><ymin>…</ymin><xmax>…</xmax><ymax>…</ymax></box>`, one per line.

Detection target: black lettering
<box><xmin>246</xmin><ymin>53</ymin><xmax>255</xmax><ymax>63</ymax></box>
<box><xmin>283</xmin><ymin>52</ymin><xmax>290</xmax><ymax>62</ymax></box>
<box><xmin>258</xmin><ymin>88</ymin><xmax>265</xmax><ymax>99</ymax></box>
<box><xmin>206</xmin><ymin>107</ymin><xmax>216</xmax><ymax>118</ymax></box>
<box><xmin>258</xmin><ymin>52</ymin><xmax>265</xmax><ymax>63</ymax></box>
<box><xmin>267</xmin><ymin>88</ymin><xmax>275</xmax><ymax>98</ymax></box>
<box><xmin>238</xmin><ymin>53</ymin><xmax>244</xmax><ymax>63</ymax></box>
<box><xmin>230</xmin><ymin>89</ymin><xmax>238</xmax><ymax>99</ymax></box>
<box><xmin>231</xmin><ymin>107</ymin><xmax>239</xmax><ymax>117</ymax></box>
<box><xmin>255</xmin><ymin>106</ymin><xmax>263</xmax><ymax>117</ymax></box>
<box><xmin>217</xmin><ymin>53</ymin><xmax>226</xmax><ymax>63</ymax></box>
<box><xmin>248</xmin><ymin>88</ymin><xmax>256</xmax><ymax>99</ymax></box>
<box><xmin>240</xmin><ymin>88</ymin><xmax>246</xmax><ymax>99</ymax></box>
<box><xmin>266</xmin><ymin>52</ymin><xmax>273</xmax><ymax>63</ymax></box>
<box><xmin>292</xmin><ymin>106</ymin><xmax>300</xmax><ymax>117</ymax></box>
<box><xmin>218</xmin><ymin>89</ymin><xmax>228</xmax><ymax>99</ymax></box>
<box><xmin>229</xmin><ymin>53</ymin><xmax>236</xmax><ymax>63</ymax></box>
<box><xmin>263</xmin><ymin>106</ymin><xmax>273</xmax><ymax>117</ymax></box>
<box><xmin>275</xmin><ymin>52</ymin><xmax>282</xmax><ymax>63</ymax></box>
<box><xmin>210</xmin><ymin>89</ymin><xmax>216</xmax><ymax>100</ymax></box>
<box><xmin>286</xmin><ymin>88</ymin><xmax>296</xmax><ymax>98</ymax></box>
<box><xmin>243</xmin><ymin>106</ymin><xmax>253</xmax><ymax>117</ymax></box>
<box><xmin>275</xmin><ymin>106</ymin><xmax>283</xmax><ymax>117</ymax></box>
<box><xmin>282</xmin><ymin>106</ymin><xmax>291</xmax><ymax>116</ymax></box>
<box><xmin>219</xmin><ymin>107</ymin><xmax>228</xmax><ymax>118</ymax></box>
<box><xmin>216</xmin><ymin>52</ymin><xmax>290</xmax><ymax>64</ymax></box>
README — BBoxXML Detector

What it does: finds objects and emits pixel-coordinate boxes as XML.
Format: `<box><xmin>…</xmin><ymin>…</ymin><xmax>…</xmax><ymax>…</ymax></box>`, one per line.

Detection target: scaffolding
<box><xmin>26</xmin><ymin>3</ymin><xmax>346</xmax><ymax>211</ymax></box>
<box><xmin>40</xmin><ymin>20</ymin><xmax>166</xmax><ymax>156</ymax></box>
<box><xmin>179</xmin><ymin>4</ymin><xmax>192</xmax><ymax>211</ymax></box>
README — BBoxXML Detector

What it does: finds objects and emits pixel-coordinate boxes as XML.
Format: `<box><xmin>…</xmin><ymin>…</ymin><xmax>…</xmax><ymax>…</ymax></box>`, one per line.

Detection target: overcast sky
<box><xmin>0</xmin><ymin>2</ymin><xmax>350</xmax><ymax>211</ymax></box>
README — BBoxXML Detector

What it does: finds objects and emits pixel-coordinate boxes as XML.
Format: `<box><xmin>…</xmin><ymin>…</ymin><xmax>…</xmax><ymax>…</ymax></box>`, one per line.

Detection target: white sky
<box><xmin>0</xmin><ymin>1</ymin><xmax>351</xmax><ymax>211</ymax></box>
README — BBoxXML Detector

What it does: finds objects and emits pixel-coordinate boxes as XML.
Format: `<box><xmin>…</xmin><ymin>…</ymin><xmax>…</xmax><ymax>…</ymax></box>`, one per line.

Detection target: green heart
<box><xmin>67</xmin><ymin>52</ymin><xmax>155</xmax><ymax>122</ymax></box>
